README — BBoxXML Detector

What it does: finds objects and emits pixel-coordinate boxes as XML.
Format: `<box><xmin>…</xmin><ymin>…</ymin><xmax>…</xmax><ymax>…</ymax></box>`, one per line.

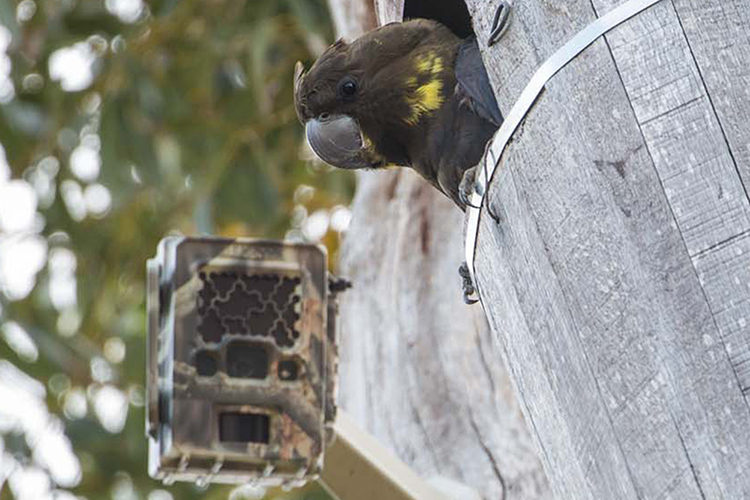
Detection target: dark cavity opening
<box><xmin>219</xmin><ymin>412</ymin><xmax>270</xmax><ymax>444</ymax></box>
<box><xmin>403</xmin><ymin>0</ymin><xmax>474</xmax><ymax>39</ymax></box>
<box><xmin>226</xmin><ymin>341</ymin><xmax>268</xmax><ymax>379</ymax></box>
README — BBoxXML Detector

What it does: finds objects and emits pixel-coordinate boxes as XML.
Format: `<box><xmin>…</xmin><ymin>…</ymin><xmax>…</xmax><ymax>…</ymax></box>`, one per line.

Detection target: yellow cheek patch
<box><xmin>405</xmin><ymin>79</ymin><xmax>444</xmax><ymax>125</ymax></box>
<box><xmin>415</xmin><ymin>80</ymin><xmax>443</xmax><ymax>112</ymax></box>
<box><xmin>405</xmin><ymin>51</ymin><xmax>445</xmax><ymax>125</ymax></box>
<box><xmin>416</xmin><ymin>52</ymin><xmax>443</xmax><ymax>76</ymax></box>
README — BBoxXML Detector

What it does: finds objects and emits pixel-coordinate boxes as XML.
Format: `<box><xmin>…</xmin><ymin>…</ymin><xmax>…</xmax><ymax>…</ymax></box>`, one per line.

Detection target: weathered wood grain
<box><xmin>694</xmin><ymin>232</ymin><xmax>750</xmax><ymax>395</ymax></box>
<box><xmin>595</xmin><ymin>0</ymin><xmax>750</xmax><ymax>257</ymax></box>
<box><xmin>672</xmin><ymin>0</ymin><xmax>750</xmax><ymax>185</ymax></box>
<box><xmin>590</xmin><ymin>3</ymin><xmax>750</xmax><ymax>494</ymax></box>
<box><xmin>328</xmin><ymin>0</ymin><xmax>377</xmax><ymax>40</ymax></box>
<box><xmin>668</xmin><ymin>0</ymin><xmax>750</xmax><ymax>397</ymax></box>
<box><xmin>464</xmin><ymin>0</ymin><xmax>750</xmax><ymax>498</ymax></box>
<box><xmin>338</xmin><ymin>171</ymin><xmax>551</xmax><ymax>500</ymax></box>
<box><xmin>374</xmin><ymin>0</ymin><xmax>403</xmax><ymax>25</ymax></box>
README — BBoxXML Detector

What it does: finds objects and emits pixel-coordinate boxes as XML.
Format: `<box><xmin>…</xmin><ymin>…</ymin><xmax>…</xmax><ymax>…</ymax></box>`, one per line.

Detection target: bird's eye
<box><xmin>342</xmin><ymin>81</ymin><xmax>357</xmax><ymax>96</ymax></box>
<box><xmin>339</xmin><ymin>78</ymin><xmax>357</xmax><ymax>99</ymax></box>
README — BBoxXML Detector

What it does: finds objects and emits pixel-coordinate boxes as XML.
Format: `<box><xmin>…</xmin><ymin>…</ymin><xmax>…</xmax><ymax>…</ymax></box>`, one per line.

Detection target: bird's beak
<box><xmin>305</xmin><ymin>114</ymin><xmax>372</xmax><ymax>169</ymax></box>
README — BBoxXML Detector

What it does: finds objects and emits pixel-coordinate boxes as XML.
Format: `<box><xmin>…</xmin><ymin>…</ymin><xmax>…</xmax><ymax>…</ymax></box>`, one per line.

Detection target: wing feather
<box><xmin>455</xmin><ymin>38</ymin><xmax>503</xmax><ymax>127</ymax></box>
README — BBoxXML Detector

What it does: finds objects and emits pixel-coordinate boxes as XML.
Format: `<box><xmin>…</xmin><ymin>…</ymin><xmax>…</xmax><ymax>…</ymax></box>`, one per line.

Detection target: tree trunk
<box><xmin>326</xmin><ymin>1</ymin><xmax>551</xmax><ymax>499</ymax></box>
<box><xmin>464</xmin><ymin>0</ymin><xmax>750</xmax><ymax>499</ymax></box>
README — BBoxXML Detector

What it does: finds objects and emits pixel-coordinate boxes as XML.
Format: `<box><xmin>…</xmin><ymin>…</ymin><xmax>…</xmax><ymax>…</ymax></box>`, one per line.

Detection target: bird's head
<box><xmin>294</xmin><ymin>39</ymin><xmax>361</xmax><ymax>124</ymax></box>
<box><xmin>294</xmin><ymin>38</ymin><xmax>371</xmax><ymax>169</ymax></box>
<box><xmin>294</xmin><ymin>20</ymin><xmax>457</xmax><ymax>170</ymax></box>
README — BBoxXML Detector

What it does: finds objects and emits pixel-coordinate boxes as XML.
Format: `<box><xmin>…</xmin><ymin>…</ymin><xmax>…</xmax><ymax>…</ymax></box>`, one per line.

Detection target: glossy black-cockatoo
<box><xmin>294</xmin><ymin>19</ymin><xmax>502</xmax><ymax>210</ymax></box>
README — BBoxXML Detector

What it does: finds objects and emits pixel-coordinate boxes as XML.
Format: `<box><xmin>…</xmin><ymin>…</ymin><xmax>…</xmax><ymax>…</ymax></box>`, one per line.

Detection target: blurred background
<box><xmin>0</xmin><ymin>0</ymin><xmax>353</xmax><ymax>498</ymax></box>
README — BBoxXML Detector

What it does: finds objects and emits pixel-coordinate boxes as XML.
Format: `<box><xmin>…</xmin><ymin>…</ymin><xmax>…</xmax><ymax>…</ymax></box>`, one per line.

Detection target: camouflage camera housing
<box><xmin>146</xmin><ymin>237</ymin><xmax>338</xmax><ymax>487</ymax></box>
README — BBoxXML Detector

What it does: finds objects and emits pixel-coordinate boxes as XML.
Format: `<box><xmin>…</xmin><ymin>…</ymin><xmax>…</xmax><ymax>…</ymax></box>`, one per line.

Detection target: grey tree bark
<box><xmin>463</xmin><ymin>0</ymin><xmax>750</xmax><ymax>499</ymax></box>
<box><xmin>325</xmin><ymin>1</ymin><xmax>551</xmax><ymax>499</ymax></box>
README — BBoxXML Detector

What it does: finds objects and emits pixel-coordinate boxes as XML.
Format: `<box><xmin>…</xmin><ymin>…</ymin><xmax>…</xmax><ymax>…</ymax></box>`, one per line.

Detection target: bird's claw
<box><xmin>488</xmin><ymin>1</ymin><xmax>512</xmax><ymax>47</ymax></box>
<box><xmin>476</xmin><ymin>142</ymin><xmax>502</xmax><ymax>224</ymax></box>
<box><xmin>464</xmin><ymin>289</ymin><xmax>479</xmax><ymax>305</ymax></box>
<box><xmin>329</xmin><ymin>276</ymin><xmax>352</xmax><ymax>295</ymax></box>
<box><xmin>458</xmin><ymin>262</ymin><xmax>479</xmax><ymax>305</ymax></box>
<box><xmin>462</xmin><ymin>196</ymin><xmax>481</xmax><ymax>210</ymax></box>
<box><xmin>486</xmin><ymin>199</ymin><xmax>501</xmax><ymax>224</ymax></box>
<box><xmin>460</xmin><ymin>191</ymin><xmax>481</xmax><ymax>211</ymax></box>
<box><xmin>459</xmin><ymin>166</ymin><xmax>482</xmax><ymax>210</ymax></box>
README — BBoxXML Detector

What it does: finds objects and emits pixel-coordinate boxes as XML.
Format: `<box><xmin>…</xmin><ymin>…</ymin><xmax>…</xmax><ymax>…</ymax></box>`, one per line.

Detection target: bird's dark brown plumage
<box><xmin>295</xmin><ymin>19</ymin><xmax>502</xmax><ymax>210</ymax></box>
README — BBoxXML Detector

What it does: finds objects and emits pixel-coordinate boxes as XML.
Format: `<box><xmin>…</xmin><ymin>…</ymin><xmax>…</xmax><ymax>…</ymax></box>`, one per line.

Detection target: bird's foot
<box><xmin>329</xmin><ymin>275</ymin><xmax>353</xmax><ymax>296</ymax></box>
<box><xmin>458</xmin><ymin>262</ymin><xmax>479</xmax><ymax>305</ymax></box>
<box><xmin>470</xmin><ymin>142</ymin><xmax>502</xmax><ymax>224</ymax></box>
<box><xmin>459</xmin><ymin>166</ymin><xmax>482</xmax><ymax>210</ymax></box>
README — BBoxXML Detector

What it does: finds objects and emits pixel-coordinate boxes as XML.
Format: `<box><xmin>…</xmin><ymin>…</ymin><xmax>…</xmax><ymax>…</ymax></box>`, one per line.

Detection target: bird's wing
<box><xmin>455</xmin><ymin>37</ymin><xmax>503</xmax><ymax>127</ymax></box>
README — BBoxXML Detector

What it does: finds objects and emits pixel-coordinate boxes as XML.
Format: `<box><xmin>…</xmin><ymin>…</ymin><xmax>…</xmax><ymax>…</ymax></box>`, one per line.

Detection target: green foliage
<box><xmin>0</xmin><ymin>0</ymin><xmax>350</xmax><ymax>498</ymax></box>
